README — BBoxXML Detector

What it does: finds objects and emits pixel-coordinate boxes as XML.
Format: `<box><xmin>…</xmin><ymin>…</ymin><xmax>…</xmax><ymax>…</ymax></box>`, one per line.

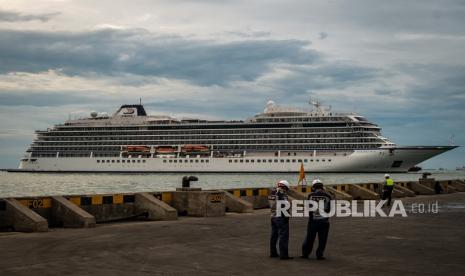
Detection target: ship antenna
<box><xmin>140</xmin><ymin>98</ymin><xmax>142</xmax><ymax>105</ymax></box>
<box><xmin>449</xmin><ymin>134</ymin><xmax>455</xmax><ymax>146</ymax></box>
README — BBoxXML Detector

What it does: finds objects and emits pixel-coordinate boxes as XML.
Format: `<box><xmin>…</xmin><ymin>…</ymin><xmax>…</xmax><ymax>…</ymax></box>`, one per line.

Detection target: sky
<box><xmin>0</xmin><ymin>0</ymin><xmax>464</xmax><ymax>169</ymax></box>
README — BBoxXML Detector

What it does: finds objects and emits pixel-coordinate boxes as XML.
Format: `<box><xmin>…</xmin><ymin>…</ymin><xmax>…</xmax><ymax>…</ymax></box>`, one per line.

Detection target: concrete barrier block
<box><xmin>51</xmin><ymin>196</ymin><xmax>95</xmax><ymax>228</ymax></box>
<box><xmin>326</xmin><ymin>186</ymin><xmax>353</xmax><ymax>200</ymax></box>
<box><xmin>2</xmin><ymin>199</ymin><xmax>48</xmax><ymax>232</ymax></box>
<box><xmin>348</xmin><ymin>185</ymin><xmax>379</xmax><ymax>200</ymax></box>
<box><xmin>392</xmin><ymin>188</ymin><xmax>407</xmax><ymax>198</ymax></box>
<box><xmin>448</xmin><ymin>180</ymin><xmax>465</xmax><ymax>192</ymax></box>
<box><xmin>394</xmin><ymin>185</ymin><xmax>416</xmax><ymax>197</ymax></box>
<box><xmin>171</xmin><ymin>191</ymin><xmax>225</xmax><ymax>217</ymax></box>
<box><xmin>447</xmin><ymin>185</ymin><xmax>458</xmax><ymax>193</ymax></box>
<box><xmin>135</xmin><ymin>193</ymin><xmax>177</xmax><ymax>221</ymax></box>
<box><xmin>224</xmin><ymin>192</ymin><xmax>253</xmax><ymax>213</ymax></box>
<box><xmin>239</xmin><ymin>195</ymin><xmax>269</xmax><ymax>209</ymax></box>
<box><xmin>410</xmin><ymin>182</ymin><xmax>435</xmax><ymax>195</ymax></box>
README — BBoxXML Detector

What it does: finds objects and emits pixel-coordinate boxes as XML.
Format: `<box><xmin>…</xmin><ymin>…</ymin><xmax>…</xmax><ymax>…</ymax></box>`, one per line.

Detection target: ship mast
<box><xmin>309</xmin><ymin>97</ymin><xmax>331</xmax><ymax>114</ymax></box>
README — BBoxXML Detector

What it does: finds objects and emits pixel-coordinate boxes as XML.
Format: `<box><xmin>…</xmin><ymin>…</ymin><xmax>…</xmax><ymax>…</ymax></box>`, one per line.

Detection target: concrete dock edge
<box><xmin>224</xmin><ymin>192</ymin><xmax>253</xmax><ymax>213</ymax></box>
<box><xmin>3</xmin><ymin>199</ymin><xmax>48</xmax><ymax>232</ymax></box>
<box><xmin>52</xmin><ymin>196</ymin><xmax>96</xmax><ymax>228</ymax></box>
<box><xmin>135</xmin><ymin>193</ymin><xmax>178</xmax><ymax>221</ymax></box>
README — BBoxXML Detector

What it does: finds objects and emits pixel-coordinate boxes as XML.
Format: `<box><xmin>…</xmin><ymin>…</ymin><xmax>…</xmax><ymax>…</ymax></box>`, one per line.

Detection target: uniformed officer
<box><xmin>301</xmin><ymin>179</ymin><xmax>331</xmax><ymax>260</ymax></box>
<box><xmin>382</xmin><ymin>174</ymin><xmax>395</xmax><ymax>207</ymax></box>
<box><xmin>269</xmin><ymin>180</ymin><xmax>293</xmax><ymax>260</ymax></box>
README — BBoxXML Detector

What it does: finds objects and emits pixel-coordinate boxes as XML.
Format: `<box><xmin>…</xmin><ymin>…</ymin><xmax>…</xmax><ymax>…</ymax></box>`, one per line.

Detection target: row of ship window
<box><xmin>227</xmin><ymin>159</ymin><xmax>332</xmax><ymax>163</ymax></box>
<box><xmin>95</xmin><ymin>158</ymin><xmax>332</xmax><ymax>164</ymax></box>
<box><xmin>162</xmin><ymin>158</ymin><xmax>331</xmax><ymax>164</ymax></box>
<box><xmin>97</xmin><ymin>159</ymin><xmax>147</xmax><ymax>164</ymax></box>
<box><xmin>38</xmin><ymin>132</ymin><xmax>374</xmax><ymax>140</ymax></box>
<box><xmin>40</xmin><ymin>127</ymin><xmax>371</xmax><ymax>135</ymax></box>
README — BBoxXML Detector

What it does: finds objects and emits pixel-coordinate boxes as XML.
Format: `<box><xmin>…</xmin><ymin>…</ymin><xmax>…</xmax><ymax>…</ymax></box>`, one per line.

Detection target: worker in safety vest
<box><xmin>268</xmin><ymin>180</ymin><xmax>293</xmax><ymax>260</ymax></box>
<box><xmin>382</xmin><ymin>174</ymin><xmax>395</xmax><ymax>207</ymax></box>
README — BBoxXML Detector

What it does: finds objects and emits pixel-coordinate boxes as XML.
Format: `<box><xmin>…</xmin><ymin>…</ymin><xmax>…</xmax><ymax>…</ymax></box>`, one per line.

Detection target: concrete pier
<box><xmin>224</xmin><ymin>192</ymin><xmax>253</xmax><ymax>213</ymax></box>
<box><xmin>51</xmin><ymin>196</ymin><xmax>95</xmax><ymax>228</ymax></box>
<box><xmin>0</xmin><ymin>192</ymin><xmax>464</xmax><ymax>275</ymax></box>
<box><xmin>171</xmin><ymin>190</ymin><xmax>226</xmax><ymax>217</ymax></box>
<box><xmin>0</xmin><ymin>199</ymin><xmax>48</xmax><ymax>232</ymax></box>
<box><xmin>134</xmin><ymin>193</ymin><xmax>177</xmax><ymax>220</ymax></box>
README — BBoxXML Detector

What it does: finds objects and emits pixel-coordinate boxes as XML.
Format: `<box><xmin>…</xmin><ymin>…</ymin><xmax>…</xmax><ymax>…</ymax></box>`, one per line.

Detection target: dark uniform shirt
<box><xmin>308</xmin><ymin>190</ymin><xmax>332</xmax><ymax>221</ymax></box>
<box><xmin>268</xmin><ymin>187</ymin><xmax>289</xmax><ymax>217</ymax></box>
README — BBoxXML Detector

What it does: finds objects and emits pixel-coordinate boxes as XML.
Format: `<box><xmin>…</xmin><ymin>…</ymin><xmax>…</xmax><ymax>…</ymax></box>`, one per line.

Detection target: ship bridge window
<box><xmin>304</xmin><ymin>159</ymin><xmax>308</xmax><ymax>162</ymax></box>
<box><xmin>246</xmin><ymin>160</ymin><xmax>249</xmax><ymax>163</ymax></box>
<box><xmin>263</xmin><ymin>159</ymin><xmax>267</xmax><ymax>163</ymax></box>
<box><xmin>273</xmin><ymin>159</ymin><xmax>277</xmax><ymax>163</ymax></box>
<box><xmin>190</xmin><ymin>160</ymin><xmax>194</xmax><ymax>163</ymax></box>
<box><xmin>286</xmin><ymin>160</ymin><xmax>290</xmax><ymax>163</ymax></box>
<box><xmin>240</xmin><ymin>160</ymin><xmax>243</xmax><ymax>163</ymax></box>
<box><xmin>251</xmin><ymin>160</ymin><xmax>255</xmax><ymax>163</ymax></box>
<box><xmin>280</xmin><ymin>160</ymin><xmax>285</xmax><ymax>163</ymax></box>
<box><xmin>206</xmin><ymin>160</ymin><xmax>209</xmax><ymax>163</ymax></box>
<box><xmin>195</xmin><ymin>160</ymin><xmax>199</xmax><ymax>163</ymax></box>
<box><xmin>322</xmin><ymin>159</ymin><xmax>325</xmax><ymax>162</ymax></box>
<box><xmin>292</xmin><ymin>159</ymin><xmax>296</xmax><ymax>163</ymax></box>
<box><xmin>163</xmin><ymin>160</ymin><xmax>166</xmax><ymax>163</ymax></box>
<box><xmin>298</xmin><ymin>159</ymin><xmax>302</xmax><ymax>163</ymax></box>
<box><xmin>257</xmin><ymin>159</ymin><xmax>261</xmax><ymax>163</ymax></box>
<box><xmin>132</xmin><ymin>160</ymin><xmax>136</xmax><ymax>163</ymax></box>
<box><xmin>97</xmin><ymin>160</ymin><xmax>100</xmax><ymax>163</ymax></box>
<box><xmin>107</xmin><ymin>160</ymin><xmax>110</xmax><ymax>163</ymax></box>
<box><xmin>201</xmin><ymin>160</ymin><xmax>205</xmax><ymax>163</ymax></box>
<box><xmin>234</xmin><ymin>160</ymin><xmax>238</xmax><ymax>163</ymax></box>
<box><xmin>112</xmin><ymin>160</ymin><xmax>115</xmax><ymax>163</ymax></box>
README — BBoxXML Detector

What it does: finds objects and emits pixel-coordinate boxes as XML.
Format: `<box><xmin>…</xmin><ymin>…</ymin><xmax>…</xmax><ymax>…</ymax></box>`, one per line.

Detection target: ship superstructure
<box><xmin>17</xmin><ymin>100</ymin><xmax>456</xmax><ymax>172</ymax></box>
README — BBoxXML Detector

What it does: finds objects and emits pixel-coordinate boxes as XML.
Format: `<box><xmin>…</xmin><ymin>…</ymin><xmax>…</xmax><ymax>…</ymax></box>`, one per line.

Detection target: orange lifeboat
<box><xmin>181</xmin><ymin>144</ymin><xmax>210</xmax><ymax>153</ymax></box>
<box><xmin>123</xmin><ymin>146</ymin><xmax>151</xmax><ymax>153</ymax></box>
<box><xmin>156</xmin><ymin>146</ymin><xmax>176</xmax><ymax>154</ymax></box>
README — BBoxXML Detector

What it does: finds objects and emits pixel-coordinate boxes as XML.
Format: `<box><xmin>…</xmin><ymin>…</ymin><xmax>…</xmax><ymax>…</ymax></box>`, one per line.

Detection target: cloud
<box><xmin>0</xmin><ymin>10</ymin><xmax>59</xmax><ymax>22</ymax></box>
<box><xmin>0</xmin><ymin>91</ymin><xmax>98</xmax><ymax>107</ymax></box>
<box><xmin>0</xmin><ymin>28</ymin><xmax>320</xmax><ymax>86</ymax></box>
<box><xmin>319</xmin><ymin>32</ymin><xmax>328</xmax><ymax>40</ymax></box>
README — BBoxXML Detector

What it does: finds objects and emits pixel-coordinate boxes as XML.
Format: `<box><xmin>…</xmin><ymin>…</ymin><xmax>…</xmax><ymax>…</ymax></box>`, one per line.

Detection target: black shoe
<box><xmin>300</xmin><ymin>255</ymin><xmax>309</xmax><ymax>259</ymax></box>
<box><xmin>270</xmin><ymin>254</ymin><xmax>279</xmax><ymax>258</ymax></box>
<box><xmin>316</xmin><ymin>256</ymin><xmax>326</xmax><ymax>260</ymax></box>
<box><xmin>280</xmin><ymin>256</ymin><xmax>294</xmax><ymax>260</ymax></box>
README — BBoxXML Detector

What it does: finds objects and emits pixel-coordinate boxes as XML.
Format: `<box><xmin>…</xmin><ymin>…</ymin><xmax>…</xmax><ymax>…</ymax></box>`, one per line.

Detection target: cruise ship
<box><xmin>16</xmin><ymin>100</ymin><xmax>456</xmax><ymax>173</ymax></box>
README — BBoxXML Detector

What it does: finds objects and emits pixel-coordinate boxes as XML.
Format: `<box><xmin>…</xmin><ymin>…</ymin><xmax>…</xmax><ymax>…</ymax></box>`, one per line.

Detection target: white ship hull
<box><xmin>16</xmin><ymin>147</ymin><xmax>455</xmax><ymax>173</ymax></box>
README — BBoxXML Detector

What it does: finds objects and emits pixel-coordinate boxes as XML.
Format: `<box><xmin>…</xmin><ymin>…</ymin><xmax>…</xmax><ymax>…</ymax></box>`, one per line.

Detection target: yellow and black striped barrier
<box><xmin>227</xmin><ymin>188</ymin><xmax>270</xmax><ymax>198</ymax></box>
<box><xmin>14</xmin><ymin>192</ymin><xmax>174</xmax><ymax>210</ymax></box>
<box><xmin>153</xmin><ymin>192</ymin><xmax>173</xmax><ymax>204</ymax></box>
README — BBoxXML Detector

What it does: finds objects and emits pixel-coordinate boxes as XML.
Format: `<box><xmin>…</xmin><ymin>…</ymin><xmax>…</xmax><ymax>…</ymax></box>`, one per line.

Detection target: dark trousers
<box><xmin>382</xmin><ymin>186</ymin><xmax>394</xmax><ymax>206</ymax></box>
<box><xmin>270</xmin><ymin>217</ymin><xmax>289</xmax><ymax>257</ymax></box>
<box><xmin>302</xmin><ymin>219</ymin><xmax>330</xmax><ymax>258</ymax></box>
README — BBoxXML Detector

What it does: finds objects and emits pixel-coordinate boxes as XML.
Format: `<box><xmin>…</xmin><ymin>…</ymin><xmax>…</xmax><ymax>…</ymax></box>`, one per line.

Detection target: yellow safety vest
<box><xmin>386</xmin><ymin>178</ymin><xmax>394</xmax><ymax>186</ymax></box>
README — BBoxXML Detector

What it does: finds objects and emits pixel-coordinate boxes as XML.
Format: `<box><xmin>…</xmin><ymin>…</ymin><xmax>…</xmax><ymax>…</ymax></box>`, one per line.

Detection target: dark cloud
<box><xmin>0</xmin><ymin>28</ymin><xmax>320</xmax><ymax>86</ymax></box>
<box><xmin>0</xmin><ymin>10</ymin><xmax>59</xmax><ymax>22</ymax></box>
<box><xmin>0</xmin><ymin>91</ymin><xmax>99</xmax><ymax>107</ymax></box>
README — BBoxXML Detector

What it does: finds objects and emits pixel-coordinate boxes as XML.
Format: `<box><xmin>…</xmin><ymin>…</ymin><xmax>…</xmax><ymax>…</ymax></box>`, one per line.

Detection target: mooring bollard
<box><xmin>182</xmin><ymin>176</ymin><xmax>199</xmax><ymax>188</ymax></box>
